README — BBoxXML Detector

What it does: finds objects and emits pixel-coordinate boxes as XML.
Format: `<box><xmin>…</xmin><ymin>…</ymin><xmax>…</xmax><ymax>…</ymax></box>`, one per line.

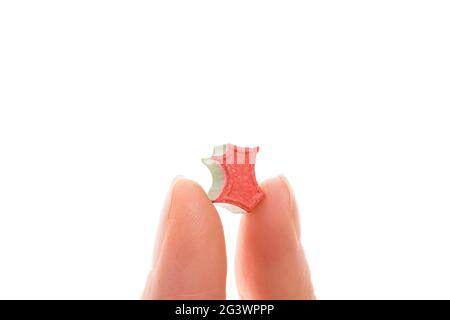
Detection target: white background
<box><xmin>1</xmin><ymin>1</ymin><xmax>450</xmax><ymax>299</ymax></box>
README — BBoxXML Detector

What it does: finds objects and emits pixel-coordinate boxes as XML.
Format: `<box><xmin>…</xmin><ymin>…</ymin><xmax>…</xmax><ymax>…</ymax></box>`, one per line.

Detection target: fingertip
<box><xmin>143</xmin><ymin>177</ymin><xmax>227</xmax><ymax>300</ymax></box>
<box><xmin>236</xmin><ymin>175</ymin><xmax>314</xmax><ymax>299</ymax></box>
<box><xmin>247</xmin><ymin>176</ymin><xmax>299</xmax><ymax>243</ymax></box>
<box><xmin>171</xmin><ymin>178</ymin><xmax>215</xmax><ymax>214</ymax></box>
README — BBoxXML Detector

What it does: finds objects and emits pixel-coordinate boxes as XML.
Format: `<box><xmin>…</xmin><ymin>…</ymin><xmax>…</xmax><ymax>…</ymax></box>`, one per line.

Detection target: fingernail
<box><xmin>152</xmin><ymin>175</ymin><xmax>184</xmax><ymax>269</ymax></box>
<box><xmin>278</xmin><ymin>174</ymin><xmax>300</xmax><ymax>240</ymax></box>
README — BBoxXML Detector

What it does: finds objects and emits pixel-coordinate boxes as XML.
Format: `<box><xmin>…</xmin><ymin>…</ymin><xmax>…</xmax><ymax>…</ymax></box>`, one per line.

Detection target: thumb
<box><xmin>235</xmin><ymin>176</ymin><xmax>314</xmax><ymax>299</ymax></box>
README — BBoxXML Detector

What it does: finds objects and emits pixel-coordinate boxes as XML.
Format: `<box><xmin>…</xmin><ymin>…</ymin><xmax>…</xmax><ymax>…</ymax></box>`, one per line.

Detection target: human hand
<box><xmin>142</xmin><ymin>176</ymin><xmax>314</xmax><ymax>300</ymax></box>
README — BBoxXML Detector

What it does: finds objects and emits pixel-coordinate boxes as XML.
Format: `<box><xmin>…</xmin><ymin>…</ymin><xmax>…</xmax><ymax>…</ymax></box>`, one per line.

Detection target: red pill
<box><xmin>202</xmin><ymin>144</ymin><xmax>265</xmax><ymax>213</ymax></box>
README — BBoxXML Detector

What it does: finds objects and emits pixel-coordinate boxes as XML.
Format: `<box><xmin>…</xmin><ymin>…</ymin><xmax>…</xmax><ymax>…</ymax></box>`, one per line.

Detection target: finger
<box><xmin>235</xmin><ymin>176</ymin><xmax>314</xmax><ymax>299</ymax></box>
<box><xmin>142</xmin><ymin>177</ymin><xmax>227</xmax><ymax>299</ymax></box>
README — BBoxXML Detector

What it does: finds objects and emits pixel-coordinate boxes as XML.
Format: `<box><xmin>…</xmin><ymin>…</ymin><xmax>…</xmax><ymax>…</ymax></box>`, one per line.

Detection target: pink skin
<box><xmin>142</xmin><ymin>176</ymin><xmax>314</xmax><ymax>300</ymax></box>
